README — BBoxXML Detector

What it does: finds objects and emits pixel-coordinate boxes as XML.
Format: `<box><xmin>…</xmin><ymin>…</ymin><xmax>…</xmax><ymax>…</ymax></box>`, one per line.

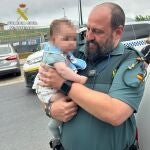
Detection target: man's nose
<box><xmin>86</xmin><ymin>30</ymin><xmax>95</xmax><ymax>41</ymax></box>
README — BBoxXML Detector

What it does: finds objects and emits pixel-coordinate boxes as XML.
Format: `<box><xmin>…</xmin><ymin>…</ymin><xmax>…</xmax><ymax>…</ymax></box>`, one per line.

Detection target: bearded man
<box><xmin>39</xmin><ymin>2</ymin><xmax>146</xmax><ymax>150</ymax></box>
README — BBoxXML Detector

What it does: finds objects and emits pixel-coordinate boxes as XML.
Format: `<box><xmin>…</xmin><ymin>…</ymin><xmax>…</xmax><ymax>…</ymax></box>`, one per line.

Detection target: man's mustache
<box><xmin>86</xmin><ymin>40</ymin><xmax>98</xmax><ymax>47</ymax></box>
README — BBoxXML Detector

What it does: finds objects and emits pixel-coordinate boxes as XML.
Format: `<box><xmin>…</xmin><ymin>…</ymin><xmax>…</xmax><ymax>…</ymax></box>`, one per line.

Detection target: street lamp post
<box><xmin>78</xmin><ymin>0</ymin><xmax>83</xmax><ymax>26</ymax></box>
<box><xmin>62</xmin><ymin>8</ymin><xmax>66</xmax><ymax>18</ymax></box>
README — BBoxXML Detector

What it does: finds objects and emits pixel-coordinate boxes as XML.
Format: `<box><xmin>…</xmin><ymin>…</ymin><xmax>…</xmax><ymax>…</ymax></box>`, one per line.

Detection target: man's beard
<box><xmin>85</xmin><ymin>37</ymin><xmax>114</xmax><ymax>62</ymax></box>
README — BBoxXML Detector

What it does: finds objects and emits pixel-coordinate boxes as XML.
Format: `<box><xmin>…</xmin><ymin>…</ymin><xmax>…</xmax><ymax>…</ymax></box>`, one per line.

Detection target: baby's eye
<box><xmin>71</xmin><ymin>37</ymin><xmax>77</xmax><ymax>41</ymax></box>
<box><xmin>62</xmin><ymin>36</ymin><xmax>76</xmax><ymax>41</ymax></box>
<box><xmin>62</xmin><ymin>36</ymin><xmax>69</xmax><ymax>41</ymax></box>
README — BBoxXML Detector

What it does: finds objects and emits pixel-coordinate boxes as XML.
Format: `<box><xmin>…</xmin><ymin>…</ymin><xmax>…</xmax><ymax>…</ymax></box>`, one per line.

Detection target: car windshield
<box><xmin>0</xmin><ymin>46</ymin><xmax>11</xmax><ymax>55</ymax></box>
<box><xmin>35</xmin><ymin>43</ymin><xmax>46</xmax><ymax>51</ymax></box>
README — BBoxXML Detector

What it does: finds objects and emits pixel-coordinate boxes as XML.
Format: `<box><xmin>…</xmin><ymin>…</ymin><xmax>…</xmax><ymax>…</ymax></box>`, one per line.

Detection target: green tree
<box><xmin>135</xmin><ymin>15</ymin><xmax>150</xmax><ymax>21</ymax></box>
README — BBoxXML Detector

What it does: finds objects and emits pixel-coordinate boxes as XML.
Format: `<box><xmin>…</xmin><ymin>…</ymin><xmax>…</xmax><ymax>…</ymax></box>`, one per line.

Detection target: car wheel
<box><xmin>15</xmin><ymin>71</ymin><xmax>21</xmax><ymax>76</ymax></box>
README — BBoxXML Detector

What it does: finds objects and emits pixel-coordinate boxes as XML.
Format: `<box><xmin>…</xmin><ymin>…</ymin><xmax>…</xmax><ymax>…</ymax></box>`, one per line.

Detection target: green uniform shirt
<box><xmin>61</xmin><ymin>43</ymin><xmax>145</xmax><ymax>150</ymax></box>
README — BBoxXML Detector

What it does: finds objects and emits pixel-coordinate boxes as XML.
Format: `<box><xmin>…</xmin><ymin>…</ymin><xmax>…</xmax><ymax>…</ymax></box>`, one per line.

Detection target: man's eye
<box><xmin>87</xmin><ymin>27</ymin><xmax>90</xmax><ymax>32</ymax></box>
<box><xmin>87</xmin><ymin>27</ymin><xmax>103</xmax><ymax>35</ymax></box>
<box><xmin>93</xmin><ymin>29</ymin><xmax>103</xmax><ymax>34</ymax></box>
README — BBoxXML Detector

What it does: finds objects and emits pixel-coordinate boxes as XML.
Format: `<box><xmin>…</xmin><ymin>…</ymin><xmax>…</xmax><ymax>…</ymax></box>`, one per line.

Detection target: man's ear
<box><xmin>112</xmin><ymin>25</ymin><xmax>124</xmax><ymax>48</ymax></box>
<box><xmin>114</xmin><ymin>25</ymin><xmax>124</xmax><ymax>40</ymax></box>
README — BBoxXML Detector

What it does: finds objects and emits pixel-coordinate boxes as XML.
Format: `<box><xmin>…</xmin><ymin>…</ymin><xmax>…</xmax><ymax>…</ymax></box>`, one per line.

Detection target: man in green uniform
<box><xmin>39</xmin><ymin>2</ymin><xmax>146</xmax><ymax>150</ymax></box>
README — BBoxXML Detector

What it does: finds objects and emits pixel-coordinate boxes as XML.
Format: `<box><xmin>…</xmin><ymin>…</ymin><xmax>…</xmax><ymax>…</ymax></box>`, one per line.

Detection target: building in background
<box><xmin>0</xmin><ymin>22</ymin><xmax>7</xmax><ymax>31</ymax></box>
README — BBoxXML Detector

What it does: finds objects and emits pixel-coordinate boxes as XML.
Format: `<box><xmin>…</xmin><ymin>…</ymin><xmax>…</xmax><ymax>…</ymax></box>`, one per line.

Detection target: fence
<box><xmin>0</xmin><ymin>28</ymin><xmax>49</xmax><ymax>44</ymax></box>
<box><xmin>0</xmin><ymin>28</ymin><xmax>49</xmax><ymax>53</ymax></box>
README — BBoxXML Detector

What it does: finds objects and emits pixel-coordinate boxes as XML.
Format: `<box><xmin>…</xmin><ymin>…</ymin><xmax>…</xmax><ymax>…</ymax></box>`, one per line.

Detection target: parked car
<box><xmin>23</xmin><ymin>22</ymin><xmax>150</xmax><ymax>88</ymax></box>
<box><xmin>23</xmin><ymin>42</ymin><xmax>46</xmax><ymax>87</ymax></box>
<box><xmin>0</xmin><ymin>44</ymin><xmax>21</xmax><ymax>76</ymax></box>
<box><xmin>121</xmin><ymin>21</ymin><xmax>150</xmax><ymax>41</ymax></box>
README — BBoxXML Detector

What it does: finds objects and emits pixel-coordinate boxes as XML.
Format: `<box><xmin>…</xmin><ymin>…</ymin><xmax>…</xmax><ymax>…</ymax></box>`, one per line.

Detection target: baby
<box><xmin>32</xmin><ymin>18</ymin><xmax>87</xmax><ymax>144</ymax></box>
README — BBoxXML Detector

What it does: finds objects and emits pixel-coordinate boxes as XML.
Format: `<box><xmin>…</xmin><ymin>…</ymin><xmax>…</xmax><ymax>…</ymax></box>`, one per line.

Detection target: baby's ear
<box><xmin>51</xmin><ymin>36</ymin><xmax>56</xmax><ymax>44</ymax></box>
<box><xmin>51</xmin><ymin>36</ymin><xmax>56</xmax><ymax>43</ymax></box>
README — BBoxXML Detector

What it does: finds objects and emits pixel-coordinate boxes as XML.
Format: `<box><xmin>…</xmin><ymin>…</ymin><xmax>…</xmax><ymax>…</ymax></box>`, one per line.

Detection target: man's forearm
<box><xmin>68</xmin><ymin>83</ymin><xmax>133</xmax><ymax>126</ymax></box>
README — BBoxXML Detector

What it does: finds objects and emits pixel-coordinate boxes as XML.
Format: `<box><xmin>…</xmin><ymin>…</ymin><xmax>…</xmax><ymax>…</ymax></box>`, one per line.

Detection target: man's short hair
<box><xmin>101</xmin><ymin>2</ymin><xmax>125</xmax><ymax>30</ymax></box>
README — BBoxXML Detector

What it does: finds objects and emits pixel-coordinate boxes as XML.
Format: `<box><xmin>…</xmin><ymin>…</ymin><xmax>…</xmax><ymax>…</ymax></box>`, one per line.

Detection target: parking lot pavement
<box><xmin>0</xmin><ymin>82</ymin><xmax>52</xmax><ymax>150</ymax></box>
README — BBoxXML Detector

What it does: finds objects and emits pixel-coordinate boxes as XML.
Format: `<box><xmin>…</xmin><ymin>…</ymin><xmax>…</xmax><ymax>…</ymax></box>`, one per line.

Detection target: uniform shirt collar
<box><xmin>110</xmin><ymin>43</ymin><xmax>125</xmax><ymax>56</ymax></box>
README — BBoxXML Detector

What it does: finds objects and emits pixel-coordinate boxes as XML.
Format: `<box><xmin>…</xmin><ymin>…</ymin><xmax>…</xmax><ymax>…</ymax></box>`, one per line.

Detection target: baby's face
<box><xmin>53</xmin><ymin>24</ymin><xmax>77</xmax><ymax>53</ymax></box>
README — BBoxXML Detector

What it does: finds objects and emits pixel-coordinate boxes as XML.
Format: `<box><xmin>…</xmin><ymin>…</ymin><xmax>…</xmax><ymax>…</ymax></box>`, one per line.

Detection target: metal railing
<box><xmin>0</xmin><ymin>28</ymin><xmax>49</xmax><ymax>44</ymax></box>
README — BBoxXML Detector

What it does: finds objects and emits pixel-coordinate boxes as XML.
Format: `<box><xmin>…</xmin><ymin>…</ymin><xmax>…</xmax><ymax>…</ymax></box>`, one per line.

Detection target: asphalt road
<box><xmin>0</xmin><ymin>66</ymin><xmax>24</xmax><ymax>87</ymax></box>
<box><xmin>0</xmin><ymin>82</ymin><xmax>52</xmax><ymax>150</ymax></box>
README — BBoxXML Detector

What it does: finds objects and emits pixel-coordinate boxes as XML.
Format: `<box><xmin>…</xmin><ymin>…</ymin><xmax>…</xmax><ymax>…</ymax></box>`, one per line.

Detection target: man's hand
<box><xmin>38</xmin><ymin>63</ymin><xmax>65</xmax><ymax>89</ymax></box>
<box><xmin>51</xmin><ymin>97</ymin><xmax>78</xmax><ymax>122</ymax></box>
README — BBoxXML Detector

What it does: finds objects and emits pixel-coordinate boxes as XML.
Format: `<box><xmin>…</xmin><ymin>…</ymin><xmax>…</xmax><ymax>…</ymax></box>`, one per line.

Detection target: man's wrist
<box><xmin>59</xmin><ymin>80</ymin><xmax>73</xmax><ymax>96</ymax></box>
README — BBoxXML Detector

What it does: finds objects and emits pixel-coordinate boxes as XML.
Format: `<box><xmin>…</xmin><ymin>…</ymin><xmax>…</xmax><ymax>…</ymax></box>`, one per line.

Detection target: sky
<box><xmin>0</xmin><ymin>0</ymin><xmax>150</xmax><ymax>26</ymax></box>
